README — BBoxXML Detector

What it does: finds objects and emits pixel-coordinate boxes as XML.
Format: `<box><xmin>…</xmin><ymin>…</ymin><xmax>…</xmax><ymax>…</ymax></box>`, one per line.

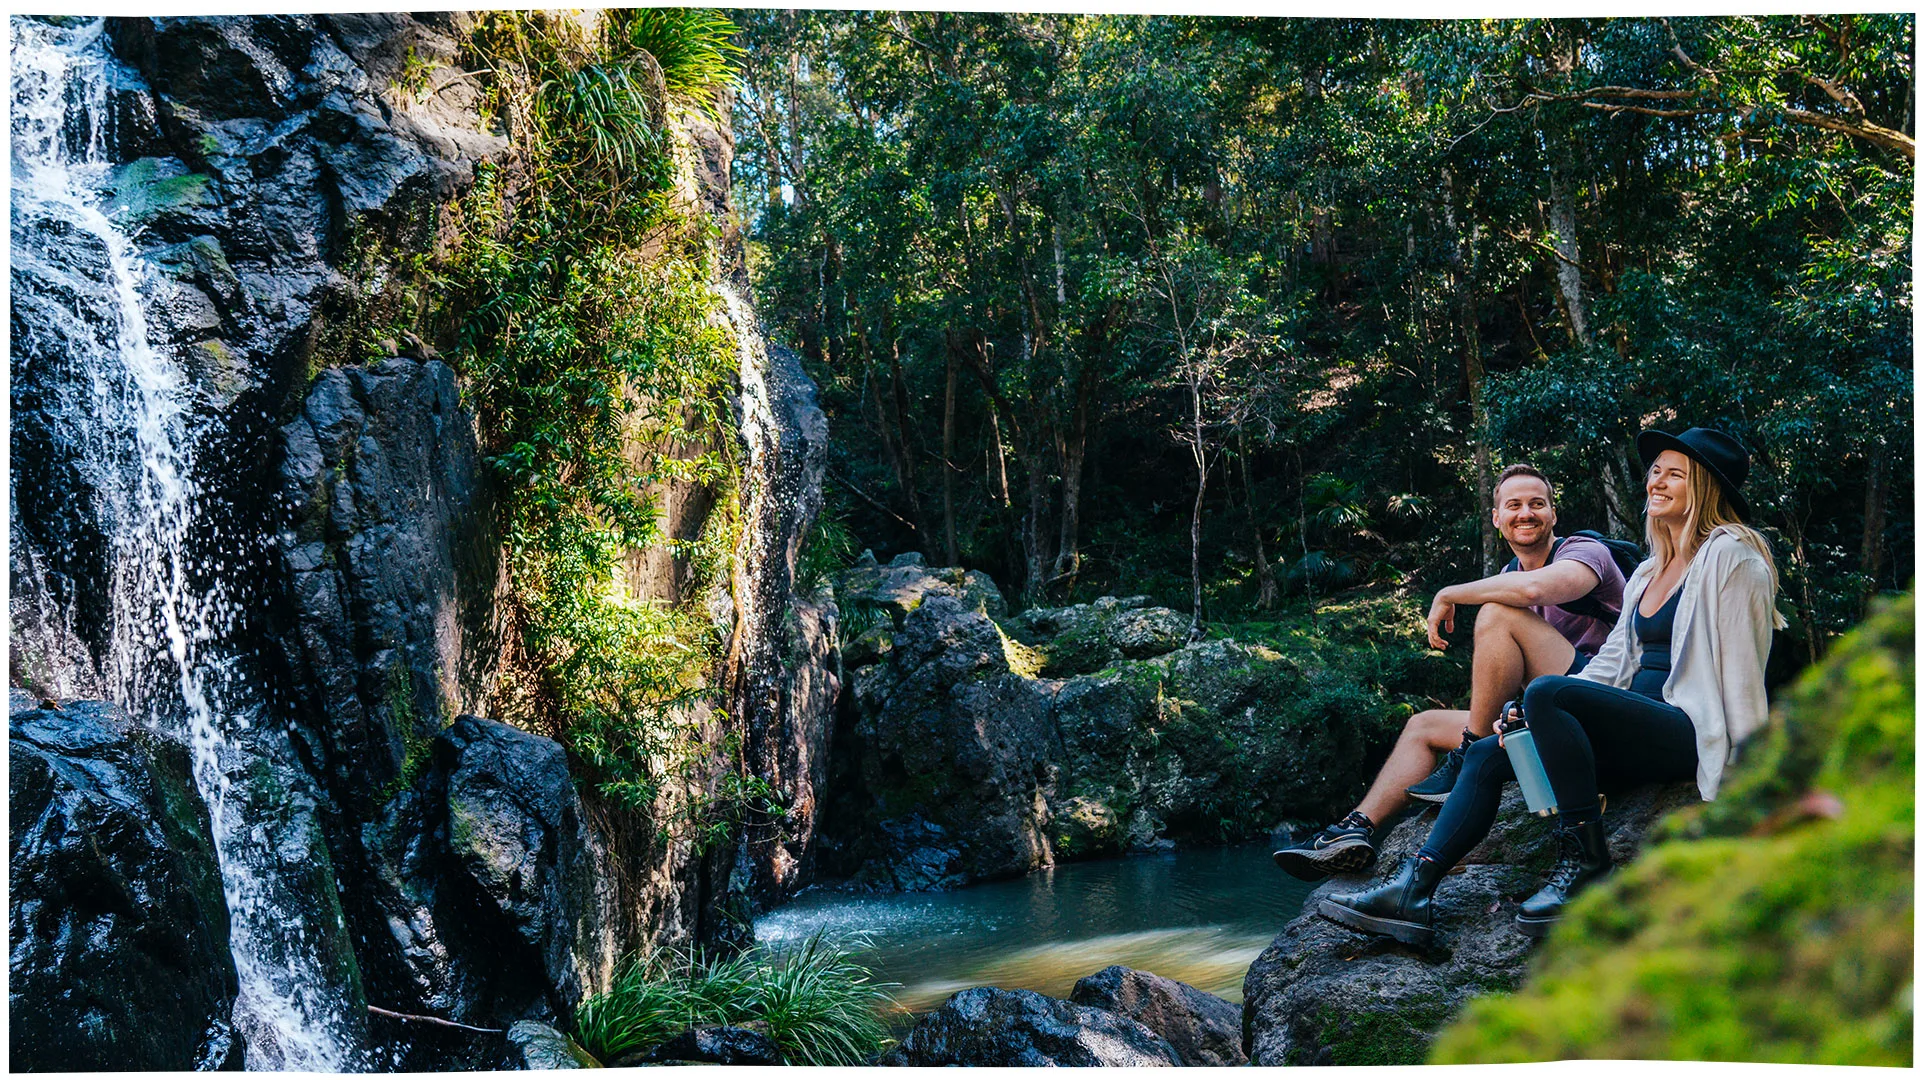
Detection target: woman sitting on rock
<box><xmin>1318</xmin><ymin>427</ymin><xmax>1783</xmax><ymax>947</ymax></box>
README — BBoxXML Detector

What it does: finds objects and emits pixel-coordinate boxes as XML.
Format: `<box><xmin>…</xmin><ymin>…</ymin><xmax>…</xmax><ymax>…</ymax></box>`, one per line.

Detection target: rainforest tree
<box><xmin>732</xmin><ymin>13</ymin><xmax>1912</xmax><ymax>663</ymax></box>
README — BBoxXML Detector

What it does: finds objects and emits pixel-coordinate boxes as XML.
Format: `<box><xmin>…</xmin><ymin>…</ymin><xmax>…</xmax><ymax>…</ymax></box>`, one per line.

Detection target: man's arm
<box><xmin>1425</xmin><ymin>561</ymin><xmax>1600</xmax><ymax>649</ymax></box>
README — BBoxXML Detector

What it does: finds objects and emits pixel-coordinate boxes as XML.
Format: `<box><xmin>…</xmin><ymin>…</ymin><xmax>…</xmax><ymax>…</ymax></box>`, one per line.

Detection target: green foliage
<box><xmin>735</xmin><ymin>12</ymin><xmax>1908</xmax><ymax>651</ymax></box>
<box><xmin>573</xmin><ymin>933</ymin><xmax>898</xmax><ymax>1066</ymax></box>
<box><xmin>795</xmin><ymin>503</ymin><xmax>858</xmax><ymax>599</ymax></box>
<box><xmin>1428</xmin><ymin>592</ymin><xmax>1914</xmax><ymax>1065</ymax></box>
<box><xmin>612</xmin><ymin>8</ymin><xmax>746</xmax><ymax>118</ymax></box>
<box><xmin>436</xmin><ymin>11</ymin><xmax>747</xmax><ymax>819</ymax></box>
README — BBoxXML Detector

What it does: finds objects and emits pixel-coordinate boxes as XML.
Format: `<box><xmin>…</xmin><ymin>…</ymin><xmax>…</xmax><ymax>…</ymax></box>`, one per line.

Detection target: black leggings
<box><xmin>1417</xmin><ymin>675</ymin><xmax>1698</xmax><ymax>869</ymax></box>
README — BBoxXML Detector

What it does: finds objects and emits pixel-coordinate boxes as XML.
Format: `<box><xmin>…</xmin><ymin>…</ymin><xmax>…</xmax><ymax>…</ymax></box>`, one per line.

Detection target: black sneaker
<box><xmin>1271</xmin><ymin>811</ymin><xmax>1377</xmax><ymax>882</ymax></box>
<box><xmin>1406</xmin><ymin>731</ymin><xmax>1479</xmax><ymax>804</ymax></box>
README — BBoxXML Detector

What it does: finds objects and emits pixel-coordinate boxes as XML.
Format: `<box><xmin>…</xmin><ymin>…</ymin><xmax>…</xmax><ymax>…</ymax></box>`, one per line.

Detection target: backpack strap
<box><xmin>1504</xmin><ymin>536</ymin><xmax>1565</xmax><ymax>576</ymax></box>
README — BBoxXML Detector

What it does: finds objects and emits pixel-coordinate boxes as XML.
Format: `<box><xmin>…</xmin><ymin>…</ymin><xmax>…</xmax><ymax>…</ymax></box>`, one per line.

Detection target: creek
<box><xmin>755</xmin><ymin>844</ymin><xmax>1314</xmax><ymax>1018</ymax></box>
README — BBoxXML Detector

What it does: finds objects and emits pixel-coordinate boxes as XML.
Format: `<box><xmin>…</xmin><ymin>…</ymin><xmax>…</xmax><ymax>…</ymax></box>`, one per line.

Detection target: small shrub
<box><xmin>574</xmin><ymin>933</ymin><xmax>897</xmax><ymax>1066</ymax></box>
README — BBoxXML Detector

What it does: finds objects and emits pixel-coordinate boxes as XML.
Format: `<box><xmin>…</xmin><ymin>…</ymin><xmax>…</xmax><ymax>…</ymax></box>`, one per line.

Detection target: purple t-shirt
<box><xmin>1510</xmin><ymin>536</ymin><xmax>1626</xmax><ymax>655</ymax></box>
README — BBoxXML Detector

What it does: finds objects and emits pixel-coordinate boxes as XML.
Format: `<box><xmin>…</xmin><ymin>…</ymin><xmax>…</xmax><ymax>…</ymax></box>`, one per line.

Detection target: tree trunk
<box><xmin>1860</xmin><ymin>440</ymin><xmax>1887</xmax><ymax>615</ymax></box>
<box><xmin>942</xmin><ymin>336</ymin><xmax>960</xmax><ymax>566</ymax></box>
<box><xmin>1294</xmin><ymin>447</ymin><xmax>1318</xmax><ymax>632</ymax></box>
<box><xmin>1052</xmin><ymin>360</ymin><xmax>1093</xmax><ymax>587</ymax></box>
<box><xmin>885</xmin><ymin>340</ymin><xmax>929</xmax><ymax>547</ymax></box>
<box><xmin>1186</xmin><ymin>359</ymin><xmax>1209</xmax><ymax>642</ymax></box>
<box><xmin>1240</xmin><ymin>431</ymin><xmax>1278</xmax><ymax>608</ymax></box>
<box><xmin>1784</xmin><ymin>512</ymin><xmax>1824</xmax><ymax>664</ymax></box>
<box><xmin>1546</xmin><ymin>134</ymin><xmax>1591</xmax><ymax>347</ymax></box>
<box><xmin>786</xmin><ymin>48</ymin><xmax>805</xmax><ymax>210</ymax></box>
<box><xmin>1444</xmin><ymin>168</ymin><xmax>1496</xmax><ymax>574</ymax></box>
<box><xmin>970</xmin><ymin>329</ymin><xmax>1012</xmax><ymax>507</ymax></box>
<box><xmin>1053</xmin><ymin>220</ymin><xmax>1068</xmax><ymax>304</ymax></box>
<box><xmin>1600</xmin><ymin>444</ymin><xmax>1634</xmax><ymax>536</ymax></box>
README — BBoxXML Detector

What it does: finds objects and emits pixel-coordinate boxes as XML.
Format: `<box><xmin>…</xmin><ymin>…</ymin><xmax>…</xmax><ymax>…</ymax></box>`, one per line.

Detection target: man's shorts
<box><xmin>1566</xmin><ymin>649</ymin><xmax>1594</xmax><ymax>676</ymax></box>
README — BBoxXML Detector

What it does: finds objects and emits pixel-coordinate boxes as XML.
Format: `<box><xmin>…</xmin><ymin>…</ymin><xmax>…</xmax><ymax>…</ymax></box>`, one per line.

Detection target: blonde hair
<box><xmin>1645</xmin><ymin>461</ymin><xmax>1778</xmax><ymax>592</ymax></box>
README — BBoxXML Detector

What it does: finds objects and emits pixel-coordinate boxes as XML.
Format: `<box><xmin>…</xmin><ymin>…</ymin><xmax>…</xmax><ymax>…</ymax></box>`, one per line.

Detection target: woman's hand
<box><xmin>1492</xmin><ymin>704</ymin><xmax>1522</xmax><ymax>748</ymax></box>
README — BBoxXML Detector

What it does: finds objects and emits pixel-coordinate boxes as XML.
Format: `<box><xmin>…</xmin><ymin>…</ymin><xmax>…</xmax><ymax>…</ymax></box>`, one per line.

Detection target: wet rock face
<box><xmin>1069</xmin><ymin>965</ymin><xmax>1247</xmax><ymax>1067</ymax></box>
<box><xmin>882</xmin><ymin>987</ymin><xmax>1180</xmax><ymax>1066</ymax></box>
<box><xmin>823</xmin><ymin>559</ymin><xmax>1399</xmax><ymax>889</ymax></box>
<box><xmin>11</xmin><ymin>13</ymin><xmax>506</xmax><ymax>696</ymax></box>
<box><xmin>8</xmin><ymin>693</ymin><xmax>240</xmax><ymax>1071</ymax></box>
<box><xmin>276</xmin><ymin>356</ymin><xmax>497</xmax><ymax>807</ymax></box>
<box><xmin>1241</xmin><ymin>782</ymin><xmax>1696</xmax><ymax>1065</ymax></box>
<box><xmin>721</xmin><ymin>331</ymin><xmax>840</xmax><ymax>915</ymax></box>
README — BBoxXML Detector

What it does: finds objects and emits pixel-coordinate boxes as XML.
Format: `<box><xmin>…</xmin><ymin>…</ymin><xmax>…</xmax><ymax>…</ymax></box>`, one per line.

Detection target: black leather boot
<box><xmin>1515</xmin><ymin>816</ymin><xmax>1613</xmax><ymax>938</ymax></box>
<box><xmin>1316</xmin><ymin>855</ymin><xmax>1446</xmax><ymax>947</ymax></box>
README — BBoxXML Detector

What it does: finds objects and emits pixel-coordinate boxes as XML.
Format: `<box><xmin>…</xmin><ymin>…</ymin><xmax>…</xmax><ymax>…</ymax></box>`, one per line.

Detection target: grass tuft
<box><xmin>574</xmin><ymin>932</ymin><xmax>897</xmax><ymax>1066</ymax></box>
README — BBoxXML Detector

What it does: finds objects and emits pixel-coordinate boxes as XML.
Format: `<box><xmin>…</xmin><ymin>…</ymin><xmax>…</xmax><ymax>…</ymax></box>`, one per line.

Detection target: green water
<box><xmin>754</xmin><ymin>844</ymin><xmax>1317</xmax><ymax>1016</ymax></box>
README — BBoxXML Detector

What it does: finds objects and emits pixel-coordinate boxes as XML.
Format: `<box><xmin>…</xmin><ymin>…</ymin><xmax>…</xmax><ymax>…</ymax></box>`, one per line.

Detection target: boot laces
<box><xmin>1544</xmin><ymin>828</ymin><xmax>1585</xmax><ymax>890</ymax></box>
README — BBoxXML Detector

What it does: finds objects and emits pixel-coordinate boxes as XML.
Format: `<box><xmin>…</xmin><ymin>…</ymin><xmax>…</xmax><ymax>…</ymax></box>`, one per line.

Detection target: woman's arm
<box><xmin>1573</xmin><ymin>563</ymin><xmax>1649</xmax><ymax>687</ymax></box>
<box><xmin>1716</xmin><ymin>552</ymin><xmax>1778</xmax><ymax>751</ymax></box>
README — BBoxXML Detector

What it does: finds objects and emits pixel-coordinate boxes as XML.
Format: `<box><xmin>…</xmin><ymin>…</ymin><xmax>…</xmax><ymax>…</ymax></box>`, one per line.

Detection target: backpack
<box><xmin>1503</xmin><ymin>530</ymin><xmax>1643</xmax><ymax>621</ymax></box>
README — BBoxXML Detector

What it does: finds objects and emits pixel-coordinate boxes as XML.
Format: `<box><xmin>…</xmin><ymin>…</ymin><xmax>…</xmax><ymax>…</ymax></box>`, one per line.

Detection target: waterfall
<box><xmin>10</xmin><ymin>17</ymin><xmax>360</xmax><ymax>1070</ymax></box>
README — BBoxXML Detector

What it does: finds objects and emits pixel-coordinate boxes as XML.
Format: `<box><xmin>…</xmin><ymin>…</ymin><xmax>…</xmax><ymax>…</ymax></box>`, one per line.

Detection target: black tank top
<box><xmin>1630</xmin><ymin>586</ymin><xmax>1683</xmax><ymax>697</ymax></box>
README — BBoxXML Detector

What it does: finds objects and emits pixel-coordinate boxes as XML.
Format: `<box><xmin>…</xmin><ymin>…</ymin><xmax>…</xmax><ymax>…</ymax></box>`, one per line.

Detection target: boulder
<box><xmin>636</xmin><ymin>1024</ymin><xmax>784</xmax><ymax>1065</ymax></box>
<box><xmin>1005</xmin><ymin>594</ymin><xmax>1188</xmax><ymax>675</ymax></box>
<box><xmin>8</xmin><ymin>694</ymin><xmax>241</xmax><ymax>1071</ymax></box>
<box><xmin>356</xmin><ymin>715</ymin><xmax>622</xmax><ymax>1048</ymax></box>
<box><xmin>503</xmin><ymin>1021</ymin><xmax>597</xmax><ymax>1070</ymax></box>
<box><xmin>882</xmin><ymin>987</ymin><xmax>1180</xmax><ymax>1066</ymax></box>
<box><xmin>823</xmin><ymin>561</ymin><xmax>1421</xmax><ymax>889</ymax></box>
<box><xmin>1069</xmin><ymin>965</ymin><xmax>1247</xmax><ymax>1067</ymax></box>
<box><xmin>1241</xmin><ymin>781</ymin><xmax>1696</xmax><ymax>1065</ymax></box>
<box><xmin>834</xmin><ymin>588</ymin><xmax>1061</xmax><ymax>886</ymax></box>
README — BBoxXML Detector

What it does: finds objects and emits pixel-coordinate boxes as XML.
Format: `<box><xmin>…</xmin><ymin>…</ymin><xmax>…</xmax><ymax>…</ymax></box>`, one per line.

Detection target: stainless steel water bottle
<box><xmin>1501</xmin><ymin>701</ymin><xmax>1558</xmax><ymax>817</ymax></box>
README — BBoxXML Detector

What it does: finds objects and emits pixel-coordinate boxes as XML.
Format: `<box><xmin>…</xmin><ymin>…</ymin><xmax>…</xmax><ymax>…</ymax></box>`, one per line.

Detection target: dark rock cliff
<box><xmin>10</xmin><ymin>13</ymin><xmax>836</xmax><ymax>1071</ymax></box>
<box><xmin>819</xmin><ymin>556</ymin><xmax>1402</xmax><ymax>889</ymax></box>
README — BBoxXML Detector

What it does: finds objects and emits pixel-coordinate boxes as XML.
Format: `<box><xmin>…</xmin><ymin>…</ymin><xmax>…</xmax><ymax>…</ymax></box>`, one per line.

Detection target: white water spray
<box><xmin>10</xmin><ymin>17</ymin><xmax>358</xmax><ymax>1070</ymax></box>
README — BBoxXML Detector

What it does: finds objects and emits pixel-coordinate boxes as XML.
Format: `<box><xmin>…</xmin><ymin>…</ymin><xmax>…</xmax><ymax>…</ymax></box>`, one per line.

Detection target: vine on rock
<box><xmin>431</xmin><ymin>10</ymin><xmax>749</xmax><ymax>834</ymax></box>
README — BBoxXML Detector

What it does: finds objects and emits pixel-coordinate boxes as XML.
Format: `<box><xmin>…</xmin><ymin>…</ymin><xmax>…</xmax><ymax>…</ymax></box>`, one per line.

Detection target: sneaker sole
<box><xmin>1316</xmin><ymin>898</ymin><xmax>1434</xmax><ymax>948</ymax></box>
<box><xmin>1271</xmin><ymin>850</ymin><xmax>1330</xmax><ymax>883</ymax></box>
<box><xmin>1405</xmin><ymin>789</ymin><xmax>1450</xmax><ymax>805</ymax></box>
<box><xmin>1271</xmin><ymin>839</ymin><xmax>1376</xmax><ymax>881</ymax></box>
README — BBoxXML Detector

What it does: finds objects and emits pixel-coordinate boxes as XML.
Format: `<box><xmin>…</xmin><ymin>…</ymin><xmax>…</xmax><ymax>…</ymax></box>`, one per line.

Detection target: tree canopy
<box><xmin>730</xmin><ymin>13</ymin><xmax>1912</xmax><ymax>664</ymax></box>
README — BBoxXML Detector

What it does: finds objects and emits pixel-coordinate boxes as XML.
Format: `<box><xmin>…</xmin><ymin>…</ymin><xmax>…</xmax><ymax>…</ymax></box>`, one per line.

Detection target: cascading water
<box><xmin>11</xmin><ymin>17</ymin><xmax>361</xmax><ymax>1070</ymax></box>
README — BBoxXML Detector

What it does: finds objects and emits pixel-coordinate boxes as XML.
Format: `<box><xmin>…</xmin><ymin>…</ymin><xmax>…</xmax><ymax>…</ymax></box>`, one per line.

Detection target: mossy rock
<box><xmin>1429</xmin><ymin>592</ymin><xmax>1914</xmax><ymax>1066</ymax></box>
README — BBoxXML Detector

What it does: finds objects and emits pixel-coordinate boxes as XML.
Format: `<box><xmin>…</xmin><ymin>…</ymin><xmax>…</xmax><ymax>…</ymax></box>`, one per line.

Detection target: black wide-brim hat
<box><xmin>1636</xmin><ymin>426</ymin><xmax>1751</xmax><ymax>521</ymax></box>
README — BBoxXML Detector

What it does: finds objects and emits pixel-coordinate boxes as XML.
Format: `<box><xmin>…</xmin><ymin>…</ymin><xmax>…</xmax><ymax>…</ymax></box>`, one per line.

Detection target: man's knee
<box><xmin>1403</xmin><ymin>709</ymin><xmax>1464</xmax><ymax>745</ymax></box>
<box><xmin>1474</xmin><ymin>601</ymin><xmax>1538</xmax><ymax>638</ymax></box>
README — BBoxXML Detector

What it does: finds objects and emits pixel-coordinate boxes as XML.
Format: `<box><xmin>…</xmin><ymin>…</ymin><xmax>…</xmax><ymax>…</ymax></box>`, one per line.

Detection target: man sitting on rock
<box><xmin>1271</xmin><ymin>463</ymin><xmax>1627</xmax><ymax>881</ymax></box>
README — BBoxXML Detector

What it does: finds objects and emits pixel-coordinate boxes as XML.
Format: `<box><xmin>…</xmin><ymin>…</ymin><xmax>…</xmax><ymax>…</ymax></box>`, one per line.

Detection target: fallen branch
<box><xmin>367</xmin><ymin>1005</ymin><xmax>507</xmax><ymax>1035</ymax></box>
<box><xmin>827</xmin><ymin>468</ymin><xmax>919</xmax><ymax>532</ymax></box>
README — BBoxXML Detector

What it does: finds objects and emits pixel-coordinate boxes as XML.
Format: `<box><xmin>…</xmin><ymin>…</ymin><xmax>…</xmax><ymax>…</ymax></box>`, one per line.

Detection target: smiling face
<box><xmin>1646</xmin><ymin>450</ymin><xmax>1692</xmax><ymax>524</ymax></box>
<box><xmin>1491</xmin><ymin>474</ymin><xmax>1556</xmax><ymax>552</ymax></box>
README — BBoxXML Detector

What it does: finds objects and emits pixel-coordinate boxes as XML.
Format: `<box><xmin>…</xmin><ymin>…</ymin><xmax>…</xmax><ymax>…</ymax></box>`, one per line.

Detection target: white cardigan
<box><xmin>1575</xmin><ymin>527</ymin><xmax>1786</xmax><ymax>800</ymax></box>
